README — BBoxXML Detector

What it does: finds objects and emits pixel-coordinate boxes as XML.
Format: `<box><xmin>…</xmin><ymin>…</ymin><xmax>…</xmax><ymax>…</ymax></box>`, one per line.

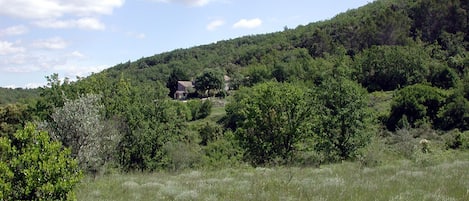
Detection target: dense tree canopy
<box><xmin>227</xmin><ymin>82</ymin><xmax>313</xmax><ymax>165</ymax></box>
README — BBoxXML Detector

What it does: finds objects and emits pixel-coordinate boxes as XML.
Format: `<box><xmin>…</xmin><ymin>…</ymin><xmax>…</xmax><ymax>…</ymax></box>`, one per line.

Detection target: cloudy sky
<box><xmin>0</xmin><ymin>0</ymin><xmax>371</xmax><ymax>88</ymax></box>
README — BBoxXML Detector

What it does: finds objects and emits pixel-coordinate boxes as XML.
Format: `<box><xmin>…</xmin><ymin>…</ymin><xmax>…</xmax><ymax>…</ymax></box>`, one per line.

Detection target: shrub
<box><xmin>50</xmin><ymin>94</ymin><xmax>121</xmax><ymax>175</ymax></box>
<box><xmin>444</xmin><ymin>129</ymin><xmax>469</xmax><ymax>149</ymax></box>
<box><xmin>0</xmin><ymin>124</ymin><xmax>82</xmax><ymax>200</ymax></box>
<box><xmin>187</xmin><ymin>100</ymin><xmax>213</xmax><ymax>121</ymax></box>
<box><xmin>163</xmin><ymin>142</ymin><xmax>202</xmax><ymax>171</ymax></box>
<box><xmin>387</xmin><ymin>84</ymin><xmax>447</xmax><ymax>131</ymax></box>
<box><xmin>201</xmin><ymin>131</ymin><xmax>244</xmax><ymax>168</ymax></box>
<box><xmin>198</xmin><ymin>122</ymin><xmax>223</xmax><ymax>146</ymax></box>
<box><xmin>358</xmin><ymin>137</ymin><xmax>386</xmax><ymax>168</ymax></box>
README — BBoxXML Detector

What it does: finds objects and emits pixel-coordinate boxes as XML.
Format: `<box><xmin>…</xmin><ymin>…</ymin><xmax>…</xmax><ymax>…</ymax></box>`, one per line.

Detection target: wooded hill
<box><xmin>1</xmin><ymin>0</ymin><xmax>468</xmax><ymax>199</ymax></box>
<box><xmin>99</xmin><ymin>0</ymin><xmax>467</xmax><ymax>87</ymax></box>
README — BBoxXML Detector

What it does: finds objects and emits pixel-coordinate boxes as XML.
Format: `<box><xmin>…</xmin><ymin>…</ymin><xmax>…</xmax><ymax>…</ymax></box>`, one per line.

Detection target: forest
<box><xmin>1</xmin><ymin>0</ymin><xmax>469</xmax><ymax>200</ymax></box>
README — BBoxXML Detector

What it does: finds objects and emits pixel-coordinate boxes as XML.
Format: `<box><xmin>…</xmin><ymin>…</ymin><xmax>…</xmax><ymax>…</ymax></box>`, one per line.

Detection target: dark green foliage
<box><xmin>0</xmin><ymin>88</ymin><xmax>40</xmax><ymax>105</ymax></box>
<box><xmin>227</xmin><ymin>82</ymin><xmax>313</xmax><ymax>165</ymax></box>
<box><xmin>272</xmin><ymin>64</ymin><xmax>289</xmax><ymax>82</ymax></box>
<box><xmin>166</xmin><ymin>68</ymin><xmax>189</xmax><ymax>98</ymax></box>
<box><xmin>0</xmin><ymin>103</ymin><xmax>32</xmax><ymax>137</ymax></box>
<box><xmin>117</xmin><ymin>98</ymin><xmax>191</xmax><ymax>171</ymax></box>
<box><xmin>0</xmin><ymin>124</ymin><xmax>82</xmax><ymax>200</ymax></box>
<box><xmin>429</xmin><ymin>64</ymin><xmax>460</xmax><ymax>89</ymax></box>
<box><xmin>410</xmin><ymin>0</ymin><xmax>468</xmax><ymax>43</ymax></box>
<box><xmin>194</xmin><ymin>69</ymin><xmax>224</xmax><ymax>97</ymax></box>
<box><xmin>437</xmin><ymin>93</ymin><xmax>469</xmax><ymax>130</ymax></box>
<box><xmin>198</xmin><ymin>121</ymin><xmax>223</xmax><ymax>146</ymax></box>
<box><xmin>313</xmin><ymin>78</ymin><xmax>374</xmax><ymax>161</ymax></box>
<box><xmin>387</xmin><ymin>84</ymin><xmax>447</xmax><ymax>130</ymax></box>
<box><xmin>354</xmin><ymin>45</ymin><xmax>430</xmax><ymax>91</ymax></box>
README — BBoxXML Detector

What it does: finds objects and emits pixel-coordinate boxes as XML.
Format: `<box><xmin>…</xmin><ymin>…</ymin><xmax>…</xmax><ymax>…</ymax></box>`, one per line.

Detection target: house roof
<box><xmin>177</xmin><ymin>81</ymin><xmax>193</xmax><ymax>88</ymax></box>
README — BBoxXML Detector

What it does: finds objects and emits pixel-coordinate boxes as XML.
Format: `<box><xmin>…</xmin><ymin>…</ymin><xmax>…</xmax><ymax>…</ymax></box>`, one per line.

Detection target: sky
<box><xmin>0</xmin><ymin>0</ymin><xmax>372</xmax><ymax>88</ymax></box>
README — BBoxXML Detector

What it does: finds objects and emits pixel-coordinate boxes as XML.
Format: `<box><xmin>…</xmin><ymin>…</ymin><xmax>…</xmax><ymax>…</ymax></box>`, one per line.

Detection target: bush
<box><xmin>201</xmin><ymin>131</ymin><xmax>244</xmax><ymax>168</ymax></box>
<box><xmin>358</xmin><ymin>137</ymin><xmax>386</xmax><ymax>168</ymax></box>
<box><xmin>0</xmin><ymin>124</ymin><xmax>82</xmax><ymax>200</ymax></box>
<box><xmin>444</xmin><ymin>129</ymin><xmax>469</xmax><ymax>149</ymax></box>
<box><xmin>163</xmin><ymin>142</ymin><xmax>202</xmax><ymax>171</ymax></box>
<box><xmin>50</xmin><ymin>94</ymin><xmax>121</xmax><ymax>175</ymax></box>
<box><xmin>187</xmin><ymin>100</ymin><xmax>213</xmax><ymax>121</ymax></box>
<box><xmin>292</xmin><ymin>150</ymin><xmax>324</xmax><ymax>168</ymax></box>
<box><xmin>198</xmin><ymin>122</ymin><xmax>223</xmax><ymax>146</ymax></box>
<box><xmin>387</xmin><ymin>84</ymin><xmax>447</xmax><ymax>131</ymax></box>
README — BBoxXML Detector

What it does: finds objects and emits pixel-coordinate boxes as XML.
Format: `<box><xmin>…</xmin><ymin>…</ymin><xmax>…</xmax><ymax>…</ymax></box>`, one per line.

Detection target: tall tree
<box><xmin>226</xmin><ymin>82</ymin><xmax>313</xmax><ymax>165</ymax></box>
<box><xmin>314</xmin><ymin>78</ymin><xmax>374</xmax><ymax>161</ymax></box>
<box><xmin>166</xmin><ymin>68</ymin><xmax>189</xmax><ymax>98</ymax></box>
<box><xmin>194</xmin><ymin>69</ymin><xmax>224</xmax><ymax>97</ymax></box>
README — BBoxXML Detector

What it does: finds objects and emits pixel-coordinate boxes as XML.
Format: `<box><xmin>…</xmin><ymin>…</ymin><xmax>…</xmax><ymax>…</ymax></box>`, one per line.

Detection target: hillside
<box><xmin>0</xmin><ymin>87</ymin><xmax>40</xmax><ymax>105</ymax></box>
<box><xmin>97</xmin><ymin>0</ymin><xmax>467</xmax><ymax>88</ymax></box>
<box><xmin>1</xmin><ymin>0</ymin><xmax>469</xmax><ymax>199</ymax></box>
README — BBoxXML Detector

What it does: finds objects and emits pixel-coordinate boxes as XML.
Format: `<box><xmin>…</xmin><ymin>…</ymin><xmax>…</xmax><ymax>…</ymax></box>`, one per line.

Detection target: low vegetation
<box><xmin>76</xmin><ymin>150</ymin><xmax>469</xmax><ymax>201</ymax></box>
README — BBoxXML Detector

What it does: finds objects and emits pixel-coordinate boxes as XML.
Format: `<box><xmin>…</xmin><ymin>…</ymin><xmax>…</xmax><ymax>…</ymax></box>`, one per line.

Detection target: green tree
<box><xmin>0</xmin><ymin>103</ymin><xmax>32</xmax><ymax>137</ymax></box>
<box><xmin>0</xmin><ymin>123</ymin><xmax>82</xmax><ymax>200</ymax></box>
<box><xmin>437</xmin><ymin>93</ymin><xmax>469</xmax><ymax>131</ymax></box>
<box><xmin>429</xmin><ymin>64</ymin><xmax>460</xmax><ymax>89</ymax></box>
<box><xmin>355</xmin><ymin>45</ymin><xmax>430</xmax><ymax>91</ymax></box>
<box><xmin>226</xmin><ymin>82</ymin><xmax>313</xmax><ymax>165</ymax></box>
<box><xmin>387</xmin><ymin>84</ymin><xmax>447</xmax><ymax>130</ymax></box>
<box><xmin>194</xmin><ymin>69</ymin><xmax>224</xmax><ymax>97</ymax></box>
<box><xmin>166</xmin><ymin>68</ymin><xmax>189</xmax><ymax>98</ymax></box>
<box><xmin>314</xmin><ymin>78</ymin><xmax>374</xmax><ymax>161</ymax></box>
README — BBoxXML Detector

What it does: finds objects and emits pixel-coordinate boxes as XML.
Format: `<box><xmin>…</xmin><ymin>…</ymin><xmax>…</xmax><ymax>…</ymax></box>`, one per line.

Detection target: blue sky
<box><xmin>0</xmin><ymin>0</ymin><xmax>371</xmax><ymax>88</ymax></box>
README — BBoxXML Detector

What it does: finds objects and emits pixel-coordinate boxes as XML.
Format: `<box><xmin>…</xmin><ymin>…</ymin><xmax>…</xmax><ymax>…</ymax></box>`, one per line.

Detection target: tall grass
<box><xmin>76</xmin><ymin>151</ymin><xmax>469</xmax><ymax>201</ymax></box>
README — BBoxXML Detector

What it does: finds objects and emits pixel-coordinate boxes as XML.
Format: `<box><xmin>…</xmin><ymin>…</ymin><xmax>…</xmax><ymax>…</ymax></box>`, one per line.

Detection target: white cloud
<box><xmin>34</xmin><ymin>17</ymin><xmax>106</xmax><ymax>30</ymax></box>
<box><xmin>152</xmin><ymin>0</ymin><xmax>214</xmax><ymax>7</ymax></box>
<box><xmin>0</xmin><ymin>41</ymin><xmax>25</xmax><ymax>55</ymax></box>
<box><xmin>0</xmin><ymin>52</ymin><xmax>66</xmax><ymax>73</ymax></box>
<box><xmin>0</xmin><ymin>25</ymin><xmax>29</xmax><ymax>37</ymax></box>
<box><xmin>53</xmin><ymin>64</ymin><xmax>109</xmax><ymax>78</ymax></box>
<box><xmin>233</xmin><ymin>18</ymin><xmax>262</xmax><ymax>29</ymax></box>
<box><xmin>32</xmin><ymin>37</ymin><xmax>68</xmax><ymax>50</ymax></box>
<box><xmin>0</xmin><ymin>0</ymin><xmax>122</xmax><ymax>31</ymax></box>
<box><xmin>206</xmin><ymin>19</ymin><xmax>225</xmax><ymax>31</ymax></box>
<box><xmin>0</xmin><ymin>0</ymin><xmax>124</xmax><ymax>20</ymax></box>
<box><xmin>71</xmin><ymin>51</ymin><xmax>85</xmax><ymax>58</ymax></box>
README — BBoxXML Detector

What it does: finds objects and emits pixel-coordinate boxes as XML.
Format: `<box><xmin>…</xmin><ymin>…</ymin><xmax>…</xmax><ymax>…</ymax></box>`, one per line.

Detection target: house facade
<box><xmin>174</xmin><ymin>81</ymin><xmax>194</xmax><ymax>100</ymax></box>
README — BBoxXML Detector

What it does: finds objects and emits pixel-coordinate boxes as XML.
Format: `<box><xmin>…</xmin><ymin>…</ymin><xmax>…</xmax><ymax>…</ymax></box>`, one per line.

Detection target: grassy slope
<box><xmin>76</xmin><ymin>151</ymin><xmax>469</xmax><ymax>201</ymax></box>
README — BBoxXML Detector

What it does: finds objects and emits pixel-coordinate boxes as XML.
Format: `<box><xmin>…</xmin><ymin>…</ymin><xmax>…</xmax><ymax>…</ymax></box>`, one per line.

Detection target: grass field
<box><xmin>76</xmin><ymin>151</ymin><xmax>469</xmax><ymax>201</ymax></box>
